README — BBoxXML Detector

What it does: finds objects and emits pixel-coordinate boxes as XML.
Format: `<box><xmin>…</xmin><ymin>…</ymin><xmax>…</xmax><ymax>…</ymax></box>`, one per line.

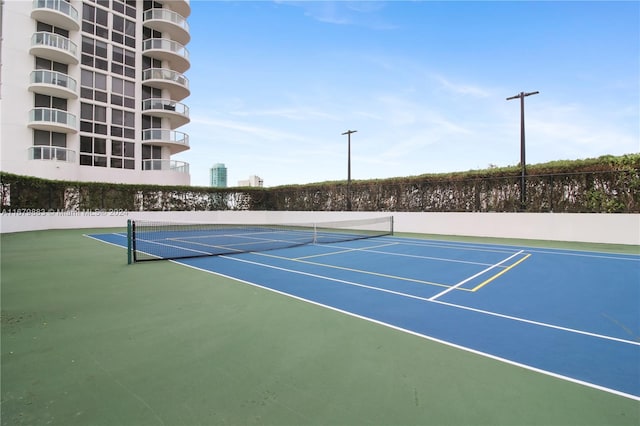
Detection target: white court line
<box><xmin>174</xmin><ymin>256</ymin><xmax>640</xmax><ymax>402</ymax></box>
<box><xmin>221</xmin><ymin>255</ymin><xmax>639</xmax><ymax>347</ymax></box>
<box><xmin>428</xmin><ymin>250</ymin><xmax>524</xmax><ymax>301</ymax></box>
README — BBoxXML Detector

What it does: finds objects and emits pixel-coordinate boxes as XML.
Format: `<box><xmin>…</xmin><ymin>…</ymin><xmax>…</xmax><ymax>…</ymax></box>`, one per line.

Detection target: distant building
<box><xmin>238</xmin><ymin>175</ymin><xmax>263</xmax><ymax>187</ymax></box>
<box><xmin>210</xmin><ymin>163</ymin><xmax>227</xmax><ymax>187</ymax></box>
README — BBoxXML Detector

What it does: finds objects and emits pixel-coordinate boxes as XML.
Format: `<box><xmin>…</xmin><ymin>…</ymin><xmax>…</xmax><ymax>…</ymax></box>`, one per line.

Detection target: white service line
<box><xmin>428</xmin><ymin>250</ymin><xmax>524</xmax><ymax>301</ymax></box>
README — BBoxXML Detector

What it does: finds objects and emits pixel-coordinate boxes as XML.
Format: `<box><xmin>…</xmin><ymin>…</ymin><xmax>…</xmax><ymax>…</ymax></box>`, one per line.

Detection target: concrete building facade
<box><xmin>0</xmin><ymin>0</ymin><xmax>191</xmax><ymax>185</ymax></box>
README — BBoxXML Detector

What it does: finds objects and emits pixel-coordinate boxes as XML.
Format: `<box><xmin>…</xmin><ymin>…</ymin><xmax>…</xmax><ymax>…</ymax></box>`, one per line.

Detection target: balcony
<box><xmin>163</xmin><ymin>0</ymin><xmax>190</xmax><ymax>19</ymax></box>
<box><xmin>142</xmin><ymin>159</ymin><xmax>189</xmax><ymax>174</ymax></box>
<box><xmin>142</xmin><ymin>38</ymin><xmax>190</xmax><ymax>74</ymax></box>
<box><xmin>142</xmin><ymin>99</ymin><xmax>190</xmax><ymax>128</ymax></box>
<box><xmin>31</xmin><ymin>0</ymin><xmax>80</xmax><ymax>31</ymax></box>
<box><xmin>143</xmin><ymin>9</ymin><xmax>190</xmax><ymax>46</ymax></box>
<box><xmin>142</xmin><ymin>129</ymin><xmax>189</xmax><ymax>154</ymax></box>
<box><xmin>29</xmin><ymin>70</ymin><xmax>78</xmax><ymax>99</ymax></box>
<box><xmin>28</xmin><ymin>146</ymin><xmax>76</xmax><ymax>162</ymax></box>
<box><xmin>142</xmin><ymin>68</ymin><xmax>190</xmax><ymax>101</ymax></box>
<box><xmin>30</xmin><ymin>32</ymin><xmax>78</xmax><ymax>65</ymax></box>
<box><xmin>28</xmin><ymin>108</ymin><xmax>77</xmax><ymax>133</ymax></box>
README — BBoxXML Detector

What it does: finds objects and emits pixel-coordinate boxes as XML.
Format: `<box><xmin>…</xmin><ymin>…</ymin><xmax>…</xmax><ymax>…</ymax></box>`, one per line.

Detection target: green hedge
<box><xmin>2</xmin><ymin>154</ymin><xmax>638</xmax><ymax>213</ymax></box>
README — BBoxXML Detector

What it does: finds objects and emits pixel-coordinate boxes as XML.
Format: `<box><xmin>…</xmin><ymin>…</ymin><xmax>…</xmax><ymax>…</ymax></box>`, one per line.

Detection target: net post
<box><xmin>390</xmin><ymin>216</ymin><xmax>394</xmax><ymax>235</ymax></box>
<box><xmin>131</xmin><ymin>220</ymin><xmax>137</xmax><ymax>263</ymax></box>
<box><xmin>126</xmin><ymin>219</ymin><xmax>132</xmax><ymax>264</ymax></box>
<box><xmin>313</xmin><ymin>223</ymin><xmax>317</xmax><ymax>244</ymax></box>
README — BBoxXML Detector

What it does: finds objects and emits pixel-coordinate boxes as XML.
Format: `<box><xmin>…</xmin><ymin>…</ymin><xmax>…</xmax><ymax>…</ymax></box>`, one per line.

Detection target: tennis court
<box><xmin>91</xmin><ymin>219</ymin><xmax>640</xmax><ymax>401</ymax></box>
<box><xmin>2</xmin><ymin>223</ymin><xmax>639</xmax><ymax>425</ymax></box>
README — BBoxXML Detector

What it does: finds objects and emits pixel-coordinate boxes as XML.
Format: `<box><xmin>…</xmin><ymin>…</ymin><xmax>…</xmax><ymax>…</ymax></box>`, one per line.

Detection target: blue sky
<box><xmin>178</xmin><ymin>1</ymin><xmax>639</xmax><ymax>187</ymax></box>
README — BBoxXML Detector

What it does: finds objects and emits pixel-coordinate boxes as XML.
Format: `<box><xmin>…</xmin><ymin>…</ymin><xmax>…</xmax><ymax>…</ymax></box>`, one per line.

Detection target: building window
<box><xmin>142</xmin><ymin>145</ymin><xmax>162</xmax><ymax>170</ymax></box>
<box><xmin>113</xmin><ymin>0</ymin><xmax>136</xmax><ymax>19</ymax></box>
<box><xmin>35</xmin><ymin>93</ymin><xmax>67</xmax><ymax>110</ymax></box>
<box><xmin>142</xmin><ymin>114</ymin><xmax>161</xmax><ymax>131</ymax></box>
<box><xmin>81</xmin><ymin>3</ymin><xmax>108</xmax><ymax>39</ymax></box>
<box><xmin>142</xmin><ymin>85</ymin><xmax>161</xmax><ymax>100</ymax></box>
<box><xmin>142</xmin><ymin>1</ymin><xmax>163</xmax><ymax>12</ymax></box>
<box><xmin>80</xmin><ymin>136</ymin><xmax>107</xmax><ymax>167</ymax></box>
<box><xmin>111</xmin><ymin>140</ymin><xmax>135</xmax><ymax>169</ymax></box>
<box><xmin>142</xmin><ymin>55</ymin><xmax>162</xmax><ymax>71</ymax></box>
<box><xmin>111</xmin><ymin>77</ymin><xmax>135</xmax><ymax>109</ymax></box>
<box><xmin>142</xmin><ymin>26</ymin><xmax>161</xmax><ymax>41</ymax></box>
<box><xmin>111</xmin><ymin>46</ymin><xmax>135</xmax><ymax>78</ymax></box>
<box><xmin>35</xmin><ymin>57</ymin><xmax>68</xmax><ymax>74</ymax></box>
<box><xmin>80</xmin><ymin>102</ymin><xmax>107</xmax><ymax>134</ymax></box>
<box><xmin>80</xmin><ymin>69</ymin><xmax>107</xmax><ymax>103</ymax></box>
<box><xmin>32</xmin><ymin>130</ymin><xmax>67</xmax><ymax>160</ymax></box>
<box><xmin>36</xmin><ymin>21</ymin><xmax>69</xmax><ymax>38</ymax></box>
<box><xmin>112</xmin><ymin>15</ymin><xmax>136</xmax><ymax>48</ymax></box>
<box><xmin>111</xmin><ymin>108</ymin><xmax>135</xmax><ymax>139</ymax></box>
<box><xmin>81</xmin><ymin>36</ymin><xmax>108</xmax><ymax>70</ymax></box>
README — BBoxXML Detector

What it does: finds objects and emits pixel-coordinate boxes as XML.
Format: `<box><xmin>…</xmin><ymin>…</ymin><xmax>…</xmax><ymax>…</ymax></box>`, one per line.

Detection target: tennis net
<box><xmin>127</xmin><ymin>216</ymin><xmax>393</xmax><ymax>263</ymax></box>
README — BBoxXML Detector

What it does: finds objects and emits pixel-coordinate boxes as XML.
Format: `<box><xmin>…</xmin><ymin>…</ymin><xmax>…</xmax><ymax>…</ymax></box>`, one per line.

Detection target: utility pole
<box><xmin>506</xmin><ymin>91</ymin><xmax>539</xmax><ymax>210</ymax></box>
<box><xmin>341</xmin><ymin>130</ymin><xmax>357</xmax><ymax>211</ymax></box>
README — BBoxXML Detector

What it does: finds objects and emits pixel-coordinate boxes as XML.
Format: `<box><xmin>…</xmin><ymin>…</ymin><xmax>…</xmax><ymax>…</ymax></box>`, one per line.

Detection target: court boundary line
<box><xmin>222</xmin><ymin>255</ymin><xmax>639</xmax><ymax>347</ymax></box>
<box><xmin>174</xmin><ymin>258</ymin><xmax>640</xmax><ymax>402</ymax></box>
<box><xmin>429</xmin><ymin>250</ymin><xmax>525</xmax><ymax>301</ymax></box>
<box><xmin>381</xmin><ymin>236</ymin><xmax>640</xmax><ymax>261</ymax></box>
<box><xmin>302</xmin><ymin>241</ymin><xmax>513</xmax><ymax>268</ymax></box>
<box><xmin>254</xmin><ymin>251</ymin><xmax>453</xmax><ymax>289</ymax></box>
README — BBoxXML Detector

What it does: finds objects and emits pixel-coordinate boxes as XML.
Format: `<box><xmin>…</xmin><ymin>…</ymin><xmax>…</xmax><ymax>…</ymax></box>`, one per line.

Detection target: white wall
<box><xmin>1</xmin><ymin>210</ymin><xmax>638</xmax><ymax>246</ymax></box>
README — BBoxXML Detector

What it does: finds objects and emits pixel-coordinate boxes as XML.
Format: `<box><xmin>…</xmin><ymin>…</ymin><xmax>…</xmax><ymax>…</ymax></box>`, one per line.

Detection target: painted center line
<box><xmin>428</xmin><ymin>250</ymin><xmax>525</xmax><ymax>301</ymax></box>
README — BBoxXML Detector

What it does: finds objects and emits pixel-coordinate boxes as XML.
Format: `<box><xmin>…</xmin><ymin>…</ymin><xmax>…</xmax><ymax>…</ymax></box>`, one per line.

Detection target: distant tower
<box><xmin>210</xmin><ymin>163</ymin><xmax>227</xmax><ymax>188</ymax></box>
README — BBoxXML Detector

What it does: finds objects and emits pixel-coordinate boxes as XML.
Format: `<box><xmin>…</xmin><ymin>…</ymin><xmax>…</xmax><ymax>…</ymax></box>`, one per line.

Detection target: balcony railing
<box><xmin>141</xmin><ymin>99</ymin><xmax>190</xmax><ymax>127</ymax></box>
<box><xmin>142</xmin><ymin>68</ymin><xmax>189</xmax><ymax>85</ymax></box>
<box><xmin>165</xmin><ymin>0</ymin><xmax>190</xmax><ymax>20</ymax></box>
<box><xmin>30</xmin><ymin>69</ymin><xmax>77</xmax><ymax>98</ymax></box>
<box><xmin>29</xmin><ymin>107</ymin><xmax>77</xmax><ymax>129</ymax></box>
<box><xmin>31</xmin><ymin>32</ymin><xmax>78</xmax><ymax>63</ymax></box>
<box><xmin>142</xmin><ymin>38</ymin><xmax>190</xmax><ymax>72</ymax></box>
<box><xmin>144</xmin><ymin>8</ymin><xmax>189</xmax><ymax>31</ymax></box>
<box><xmin>142</xmin><ymin>129</ymin><xmax>189</xmax><ymax>146</ymax></box>
<box><xmin>31</xmin><ymin>0</ymin><xmax>80</xmax><ymax>30</ymax></box>
<box><xmin>143</xmin><ymin>9</ymin><xmax>190</xmax><ymax>45</ymax></box>
<box><xmin>28</xmin><ymin>146</ymin><xmax>76</xmax><ymax>162</ymax></box>
<box><xmin>142</xmin><ymin>159</ymin><xmax>189</xmax><ymax>174</ymax></box>
<box><xmin>142</xmin><ymin>99</ymin><xmax>189</xmax><ymax>116</ymax></box>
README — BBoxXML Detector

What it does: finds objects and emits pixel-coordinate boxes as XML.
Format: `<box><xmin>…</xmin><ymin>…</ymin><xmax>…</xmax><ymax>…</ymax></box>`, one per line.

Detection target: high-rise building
<box><xmin>0</xmin><ymin>0</ymin><xmax>191</xmax><ymax>185</ymax></box>
<box><xmin>238</xmin><ymin>175</ymin><xmax>263</xmax><ymax>187</ymax></box>
<box><xmin>210</xmin><ymin>163</ymin><xmax>227</xmax><ymax>187</ymax></box>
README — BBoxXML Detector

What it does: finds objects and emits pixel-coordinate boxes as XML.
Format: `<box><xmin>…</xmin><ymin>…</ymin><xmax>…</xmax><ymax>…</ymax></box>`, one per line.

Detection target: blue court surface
<box><xmin>89</xmin><ymin>231</ymin><xmax>640</xmax><ymax>401</ymax></box>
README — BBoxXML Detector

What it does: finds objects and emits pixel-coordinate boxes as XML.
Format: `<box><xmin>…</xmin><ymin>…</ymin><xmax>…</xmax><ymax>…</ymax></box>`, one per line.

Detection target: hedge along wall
<box><xmin>1</xmin><ymin>154</ymin><xmax>639</xmax><ymax>213</ymax></box>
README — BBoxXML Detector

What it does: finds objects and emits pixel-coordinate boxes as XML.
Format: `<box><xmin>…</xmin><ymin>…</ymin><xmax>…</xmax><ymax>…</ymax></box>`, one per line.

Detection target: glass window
<box><xmin>95</xmin><ymin>40</ymin><xmax>107</xmax><ymax>58</ymax></box>
<box><xmin>81</xmin><ymin>102</ymin><xmax>93</xmax><ymax>120</ymax></box>
<box><xmin>35</xmin><ymin>94</ymin><xmax>50</xmax><ymax>107</ymax></box>
<box><xmin>94</xmin><ymin>138</ymin><xmax>106</xmax><ymax>154</ymax></box>
<box><xmin>95</xmin><ymin>105</ymin><xmax>106</xmax><ymax>122</ymax></box>
<box><xmin>81</xmin><ymin>69</ymin><xmax>93</xmax><ymax>87</ymax></box>
<box><xmin>124</xmin><ymin>111</ymin><xmax>134</xmax><ymax>128</ymax></box>
<box><xmin>80</xmin><ymin>136</ymin><xmax>92</xmax><ymax>152</ymax></box>
<box><xmin>51</xmin><ymin>97</ymin><xmax>67</xmax><ymax>110</ymax></box>
<box><xmin>51</xmin><ymin>132</ymin><xmax>66</xmax><ymax>147</ymax></box>
<box><xmin>96</xmin><ymin>8</ymin><xmax>108</xmax><ymax>26</ymax></box>
<box><xmin>34</xmin><ymin>130</ymin><xmax>50</xmax><ymax>145</ymax></box>
<box><xmin>112</xmin><ymin>109</ymin><xmax>123</xmax><ymax>125</ymax></box>
<box><xmin>94</xmin><ymin>156</ymin><xmax>107</xmax><ymax>167</ymax></box>
<box><xmin>95</xmin><ymin>73</ymin><xmax>107</xmax><ymax>90</ymax></box>
<box><xmin>35</xmin><ymin>57</ymin><xmax>51</xmax><ymax>70</ymax></box>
